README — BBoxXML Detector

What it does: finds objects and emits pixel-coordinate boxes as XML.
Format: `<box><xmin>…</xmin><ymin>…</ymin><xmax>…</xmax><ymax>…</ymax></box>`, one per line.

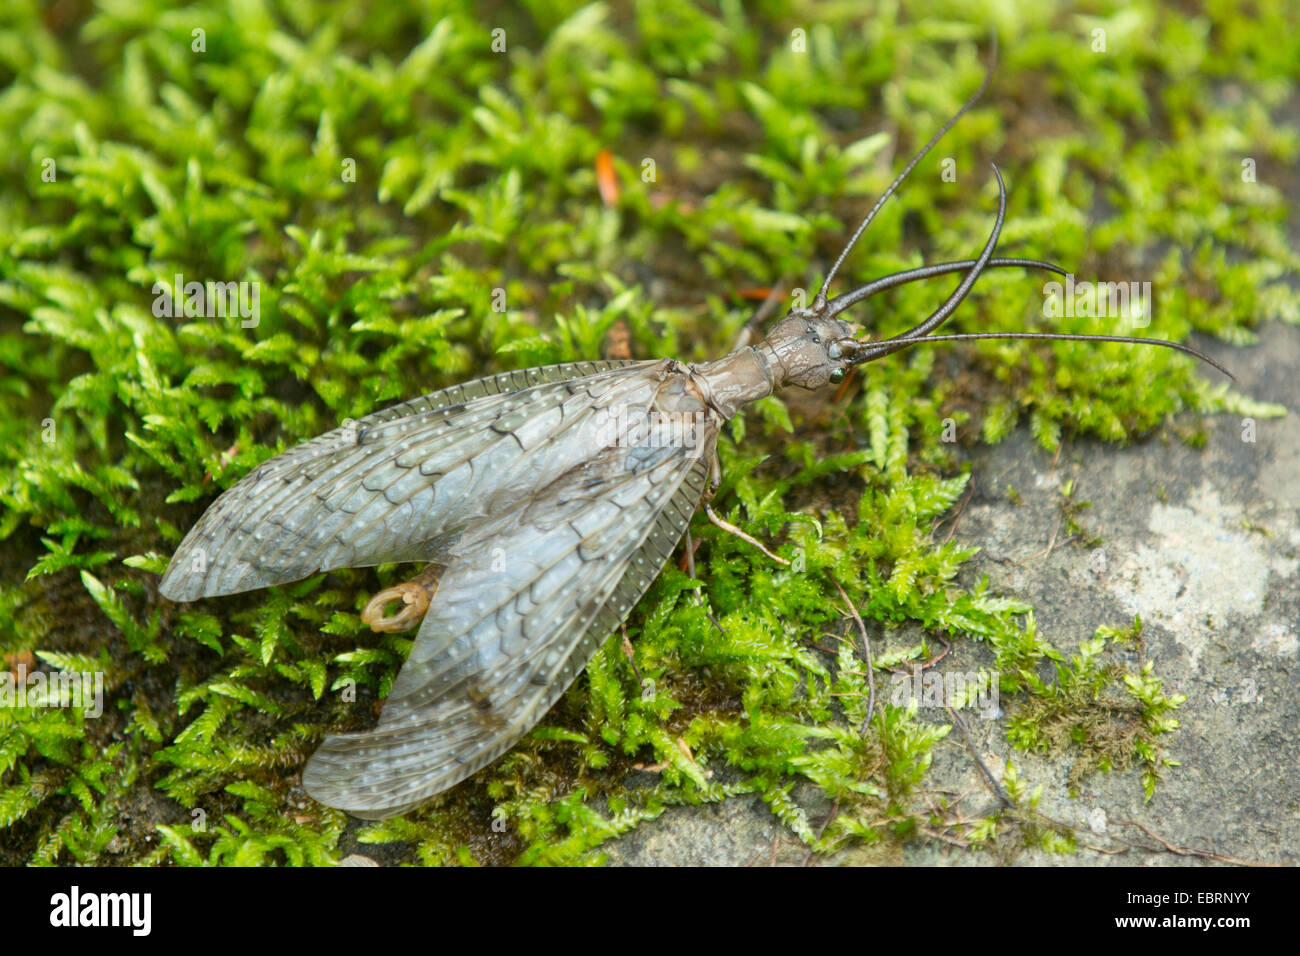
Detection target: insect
<box><xmin>159</xmin><ymin>57</ymin><xmax>1230</xmax><ymax>819</ymax></box>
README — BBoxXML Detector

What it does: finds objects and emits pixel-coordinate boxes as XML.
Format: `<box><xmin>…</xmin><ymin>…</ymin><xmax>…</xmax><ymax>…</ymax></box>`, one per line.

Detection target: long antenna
<box><xmin>846</xmin><ymin>331</ymin><xmax>1235</xmax><ymax>380</ymax></box>
<box><xmin>825</xmin><ymin>256</ymin><xmax>1067</xmax><ymax>318</ymax></box>
<box><xmin>813</xmin><ymin>34</ymin><xmax>998</xmax><ymax>313</ymax></box>
<box><xmin>826</xmin><ymin>165</ymin><xmax>1236</xmax><ymax>380</ymax></box>
<box><xmin>848</xmin><ymin>163</ymin><xmax>1008</xmax><ymax>362</ymax></box>
<box><xmin>809</xmin><ymin>34</ymin><xmax>1234</xmax><ymax>383</ymax></box>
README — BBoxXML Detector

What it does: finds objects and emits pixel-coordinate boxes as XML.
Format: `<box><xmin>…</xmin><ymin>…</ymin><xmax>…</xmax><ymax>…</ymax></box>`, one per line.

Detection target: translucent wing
<box><xmin>301</xmin><ymin>428</ymin><xmax>716</xmax><ymax>818</ymax></box>
<box><xmin>159</xmin><ymin>359</ymin><xmax>659</xmax><ymax>601</ymax></box>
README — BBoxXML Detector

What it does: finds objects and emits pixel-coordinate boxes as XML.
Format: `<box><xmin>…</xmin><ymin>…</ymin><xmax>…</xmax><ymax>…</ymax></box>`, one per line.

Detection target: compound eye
<box><xmin>828</xmin><ymin>368</ymin><xmax>847</xmax><ymax>385</ymax></box>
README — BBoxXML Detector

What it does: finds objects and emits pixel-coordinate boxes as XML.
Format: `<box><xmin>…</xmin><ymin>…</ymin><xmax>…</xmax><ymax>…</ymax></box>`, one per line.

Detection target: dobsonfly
<box><xmin>159</xmin><ymin>54</ymin><xmax>1232</xmax><ymax>819</ymax></box>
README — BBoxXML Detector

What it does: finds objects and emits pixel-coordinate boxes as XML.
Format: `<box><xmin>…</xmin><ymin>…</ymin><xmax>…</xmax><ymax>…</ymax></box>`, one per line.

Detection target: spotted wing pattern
<box><xmin>302</xmin><ymin>438</ymin><xmax>714</xmax><ymax>817</ymax></box>
<box><xmin>162</xmin><ymin>356</ymin><xmax>719</xmax><ymax>815</ymax></box>
<box><xmin>159</xmin><ymin>359</ymin><xmax>658</xmax><ymax>601</ymax></box>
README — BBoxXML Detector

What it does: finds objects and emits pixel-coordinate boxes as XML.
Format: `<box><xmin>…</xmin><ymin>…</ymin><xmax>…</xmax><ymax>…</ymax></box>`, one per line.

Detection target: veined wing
<box><xmin>159</xmin><ymin>359</ymin><xmax>661</xmax><ymax>601</ymax></box>
<box><xmin>301</xmin><ymin>424</ymin><xmax>717</xmax><ymax>818</ymax></box>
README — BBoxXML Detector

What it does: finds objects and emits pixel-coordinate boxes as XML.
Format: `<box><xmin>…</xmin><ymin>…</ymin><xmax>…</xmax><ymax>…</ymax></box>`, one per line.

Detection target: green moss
<box><xmin>1008</xmin><ymin>617</ymin><xmax>1184</xmax><ymax>802</ymax></box>
<box><xmin>0</xmin><ymin>0</ymin><xmax>1294</xmax><ymax>865</ymax></box>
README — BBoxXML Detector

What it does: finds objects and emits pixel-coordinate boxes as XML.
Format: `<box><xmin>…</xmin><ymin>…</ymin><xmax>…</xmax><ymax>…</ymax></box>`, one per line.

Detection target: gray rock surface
<box><xmin>606</xmin><ymin>321</ymin><xmax>1298</xmax><ymax>866</ymax></box>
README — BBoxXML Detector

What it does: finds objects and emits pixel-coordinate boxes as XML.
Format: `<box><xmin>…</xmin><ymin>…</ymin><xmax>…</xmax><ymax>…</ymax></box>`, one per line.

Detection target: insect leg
<box><xmin>684</xmin><ymin>525</ymin><xmax>700</xmax><ymax>587</ymax></box>
<box><xmin>700</xmin><ymin>447</ymin><xmax>788</xmax><ymax>567</ymax></box>
<box><xmin>731</xmin><ymin>282</ymin><xmax>788</xmax><ymax>351</ymax></box>
<box><xmin>621</xmin><ymin>625</ymin><xmax>648</xmax><ymax>689</ymax></box>
<box><xmin>705</xmin><ymin>504</ymin><xmax>791</xmax><ymax>567</ymax></box>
